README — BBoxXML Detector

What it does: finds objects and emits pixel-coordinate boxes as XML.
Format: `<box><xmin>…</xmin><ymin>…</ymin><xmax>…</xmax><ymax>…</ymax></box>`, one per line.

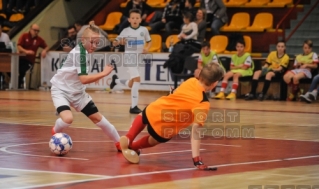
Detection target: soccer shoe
<box><xmin>245</xmin><ymin>93</ymin><xmax>255</xmax><ymax>100</ymax></box>
<box><xmin>287</xmin><ymin>93</ymin><xmax>296</xmax><ymax>101</ymax></box>
<box><xmin>226</xmin><ymin>92</ymin><xmax>236</xmax><ymax>100</ymax></box>
<box><xmin>258</xmin><ymin>93</ymin><xmax>265</xmax><ymax>101</ymax></box>
<box><xmin>130</xmin><ymin>106</ymin><xmax>142</xmax><ymax>114</ymax></box>
<box><xmin>300</xmin><ymin>92</ymin><xmax>312</xmax><ymax>103</ymax></box>
<box><xmin>214</xmin><ymin>92</ymin><xmax>225</xmax><ymax>99</ymax></box>
<box><xmin>308</xmin><ymin>91</ymin><xmax>317</xmax><ymax>101</ymax></box>
<box><xmin>193</xmin><ymin>156</ymin><xmax>217</xmax><ymax>171</ymax></box>
<box><xmin>115</xmin><ymin>142</ymin><xmax>121</xmax><ymax>152</ymax></box>
<box><xmin>51</xmin><ymin>127</ymin><xmax>56</xmax><ymax>135</ymax></box>
<box><xmin>110</xmin><ymin>75</ymin><xmax>118</xmax><ymax>89</ymax></box>
<box><xmin>120</xmin><ymin>136</ymin><xmax>140</xmax><ymax>164</ymax></box>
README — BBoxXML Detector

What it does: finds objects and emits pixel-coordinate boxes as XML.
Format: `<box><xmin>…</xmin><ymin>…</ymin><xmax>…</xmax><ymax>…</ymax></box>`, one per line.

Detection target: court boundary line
<box><xmin>1</xmin><ymin>121</ymin><xmax>318</xmax><ymax>143</ymax></box>
<box><xmin>3</xmin><ymin>154</ymin><xmax>319</xmax><ymax>189</ymax></box>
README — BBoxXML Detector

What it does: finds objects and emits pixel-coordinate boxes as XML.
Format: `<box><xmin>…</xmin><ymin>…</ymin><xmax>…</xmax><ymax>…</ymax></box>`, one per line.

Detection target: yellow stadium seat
<box><xmin>0</xmin><ymin>0</ymin><xmax>2</xmax><ymax>10</ymax></box>
<box><xmin>245</xmin><ymin>0</ymin><xmax>269</xmax><ymax>7</ymax></box>
<box><xmin>0</xmin><ymin>13</ymin><xmax>6</xmax><ymax>19</ymax></box>
<box><xmin>243</xmin><ymin>35</ymin><xmax>252</xmax><ymax>52</ymax></box>
<box><xmin>147</xmin><ymin>0</ymin><xmax>166</xmax><ymax>8</ymax></box>
<box><xmin>107</xmin><ymin>34</ymin><xmax>118</xmax><ymax>42</ymax></box>
<box><xmin>99</xmin><ymin>12</ymin><xmax>122</xmax><ymax>31</ymax></box>
<box><xmin>221</xmin><ymin>12</ymin><xmax>250</xmax><ymax>31</ymax></box>
<box><xmin>2</xmin><ymin>26</ymin><xmax>10</xmax><ymax>32</ymax></box>
<box><xmin>225</xmin><ymin>0</ymin><xmax>248</xmax><ymax>6</ymax></box>
<box><xmin>120</xmin><ymin>0</ymin><xmax>128</xmax><ymax>8</ymax></box>
<box><xmin>148</xmin><ymin>34</ymin><xmax>162</xmax><ymax>52</ymax></box>
<box><xmin>9</xmin><ymin>13</ymin><xmax>24</xmax><ymax>22</ymax></box>
<box><xmin>245</xmin><ymin>13</ymin><xmax>273</xmax><ymax>31</ymax></box>
<box><xmin>209</xmin><ymin>35</ymin><xmax>228</xmax><ymax>53</ymax></box>
<box><xmin>165</xmin><ymin>35</ymin><xmax>180</xmax><ymax>49</ymax></box>
<box><xmin>267</xmin><ymin>0</ymin><xmax>293</xmax><ymax>7</ymax></box>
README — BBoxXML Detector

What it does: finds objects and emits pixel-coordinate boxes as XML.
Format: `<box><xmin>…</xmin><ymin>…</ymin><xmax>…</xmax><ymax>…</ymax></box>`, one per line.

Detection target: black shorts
<box><xmin>267</xmin><ymin>70</ymin><xmax>282</xmax><ymax>78</ymax></box>
<box><xmin>142</xmin><ymin>106</ymin><xmax>171</xmax><ymax>143</ymax></box>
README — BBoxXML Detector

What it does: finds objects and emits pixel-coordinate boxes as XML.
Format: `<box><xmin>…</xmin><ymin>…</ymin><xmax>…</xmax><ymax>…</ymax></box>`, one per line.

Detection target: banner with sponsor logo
<box><xmin>41</xmin><ymin>51</ymin><xmax>183</xmax><ymax>91</ymax></box>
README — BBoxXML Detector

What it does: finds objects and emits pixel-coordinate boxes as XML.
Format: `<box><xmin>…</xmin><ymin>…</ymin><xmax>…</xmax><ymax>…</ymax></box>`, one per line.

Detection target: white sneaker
<box><xmin>300</xmin><ymin>92</ymin><xmax>312</xmax><ymax>103</ymax></box>
<box><xmin>309</xmin><ymin>90</ymin><xmax>317</xmax><ymax>101</ymax></box>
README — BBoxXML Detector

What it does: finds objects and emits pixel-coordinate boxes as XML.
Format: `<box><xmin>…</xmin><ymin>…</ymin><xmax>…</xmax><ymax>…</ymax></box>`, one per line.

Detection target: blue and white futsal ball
<box><xmin>49</xmin><ymin>133</ymin><xmax>73</xmax><ymax>155</ymax></box>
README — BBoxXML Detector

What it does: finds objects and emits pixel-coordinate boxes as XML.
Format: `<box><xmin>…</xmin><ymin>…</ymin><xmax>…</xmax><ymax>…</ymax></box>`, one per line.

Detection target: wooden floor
<box><xmin>0</xmin><ymin>90</ymin><xmax>319</xmax><ymax>189</ymax></box>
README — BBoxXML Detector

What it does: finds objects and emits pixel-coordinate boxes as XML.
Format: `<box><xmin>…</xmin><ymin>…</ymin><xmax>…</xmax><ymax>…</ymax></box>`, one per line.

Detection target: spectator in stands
<box><xmin>183</xmin><ymin>0</ymin><xmax>197</xmax><ymax>18</ymax></box>
<box><xmin>245</xmin><ymin>41</ymin><xmax>290</xmax><ymax>101</ymax></box>
<box><xmin>178</xmin><ymin>12</ymin><xmax>197</xmax><ymax>41</ymax></box>
<box><xmin>0</xmin><ymin>23</ymin><xmax>10</xmax><ymax>46</ymax></box>
<box><xmin>116</xmin><ymin>0</ymin><xmax>153</xmax><ymax>34</ymax></box>
<box><xmin>58</xmin><ymin>25</ymin><xmax>77</xmax><ymax>52</ymax></box>
<box><xmin>200</xmin><ymin>0</ymin><xmax>228</xmax><ymax>36</ymax></box>
<box><xmin>0</xmin><ymin>23</ymin><xmax>11</xmax><ymax>89</ymax></box>
<box><xmin>150</xmin><ymin>0</ymin><xmax>184</xmax><ymax>38</ymax></box>
<box><xmin>194</xmin><ymin>41</ymin><xmax>224</xmax><ymax>79</ymax></box>
<box><xmin>300</xmin><ymin>74</ymin><xmax>319</xmax><ymax>103</ymax></box>
<box><xmin>75</xmin><ymin>20</ymin><xmax>110</xmax><ymax>50</ymax></box>
<box><xmin>283</xmin><ymin>40</ymin><xmax>319</xmax><ymax>101</ymax></box>
<box><xmin>17</xmin><ymin>24</ymin><xmax>49</xmax><ymax>89</ymax></box>
<box><xmin>195</xmin><ymin>8</ymin><xmax>206</xmax><ymax>43</ymax></box>
<box><xmin>214</xmin><ymin>39</ymin><xmax>254</xmax><ymax>100</ymax></box>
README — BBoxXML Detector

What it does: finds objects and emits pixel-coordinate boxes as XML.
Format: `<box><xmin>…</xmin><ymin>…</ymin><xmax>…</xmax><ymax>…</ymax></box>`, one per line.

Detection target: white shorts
<box><xmin>51</xmin><ymin>86</ymin><xmax>92</xmax><ymax>112</ymax></box>
<box><xmin>290</xmin><ymin>69</ymin><xmax>312</xmax><ymax>79</ymax></box>
<box><xmin>128</xmin><ymin>67</ymin><xmax>140</xmax><ymax>79</ymax></box>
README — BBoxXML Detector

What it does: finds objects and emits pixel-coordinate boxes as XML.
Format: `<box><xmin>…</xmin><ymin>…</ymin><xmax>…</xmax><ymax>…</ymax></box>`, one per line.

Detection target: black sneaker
<box><xmin>258</xmin><ymin>93</ymin><xmax>265</xmax><ymax>101</ymax></box>
<box><xmin>245</xmin><ymin>93</ymin><xmax>255</xmax><ymax>100</ymax></box>
<box><xmin>110</xmin><ymin>75</ymin><xmax>118</xmax><ymax>89</ymax></box>
<box><xmin>130</xmin><ymin>106</ymin><xmax>142</xmax><ymax>114</ymax></box>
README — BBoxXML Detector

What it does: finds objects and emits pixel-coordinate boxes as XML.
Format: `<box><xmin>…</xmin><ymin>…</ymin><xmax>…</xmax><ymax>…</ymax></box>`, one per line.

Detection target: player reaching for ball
<box><xmin>110</xmin><ymin>9</ymin><xmax>152</xmax><ymax>114</ymax></box>
<box><xmin>119</xmin><ymin>63</ymin><xmax>224</xmax><ymax>170</ymax></box>
<box><xmin>50</xmin><ymin>21</ymin><xmax>121</xmax><ymax>151</ymax></box>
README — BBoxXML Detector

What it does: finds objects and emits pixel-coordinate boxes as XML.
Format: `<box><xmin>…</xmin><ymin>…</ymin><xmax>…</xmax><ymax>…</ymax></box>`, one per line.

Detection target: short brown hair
<box><xmin>129</xmin><ymin>9</ymin><xmax>142</xmax><ymax>17</ymax></box>
<box><xmin>199</xmin><ymin>63</ymin><xmax>224</xmax><ymax>86</ymax></box>
<box><xmin>304</xmin><ymin>39</ymin><xmax>313</xmax><ymax>48</ymax></box>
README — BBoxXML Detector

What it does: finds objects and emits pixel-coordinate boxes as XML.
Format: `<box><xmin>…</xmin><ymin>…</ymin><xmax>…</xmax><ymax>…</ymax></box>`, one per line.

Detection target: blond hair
<box><xmin>82</xmin><ymin>21</ymin><xmax>101</xmax><ymax>37</ymax></box>
<box><xmin>199</xmin><ymin>63</ymin><xmax>224</xmax><ymax>86</ymax></box>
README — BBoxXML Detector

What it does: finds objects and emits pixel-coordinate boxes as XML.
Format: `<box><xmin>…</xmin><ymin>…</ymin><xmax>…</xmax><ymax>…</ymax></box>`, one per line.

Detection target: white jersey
<box><xmin>50</xmin><ymin>43</ymin><xmax>89</xmax><ymax>94</ymax></box>
<box><xmin>117</xmin><ymin>26</ymin><xmax>151</xmax><ymax>53</ymax></box>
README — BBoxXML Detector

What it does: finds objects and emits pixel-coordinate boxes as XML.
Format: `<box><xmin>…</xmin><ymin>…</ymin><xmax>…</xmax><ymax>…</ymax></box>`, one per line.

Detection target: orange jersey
<box><xmin>145</xmin><ymin>78</ymin><xmax>210</xmax><ymax>139</ymax></box>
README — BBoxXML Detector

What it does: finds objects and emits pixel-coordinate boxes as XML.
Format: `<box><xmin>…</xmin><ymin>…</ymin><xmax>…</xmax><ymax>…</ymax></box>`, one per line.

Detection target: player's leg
<box><xmin>307</xmin><ymin>74</ymin><xmax>319</xmax><ymax>101</ymax></box>
<box><xmin>283</xmin><ymin>71</ymin><xmax>295</xmax><ymax>100</ymax></box>
<box><xmin>246</xmin><ymin>70</ymin><xmax>262</xmax><ymax>100</ymax></box>
<box><xmin>215</xmin><ymin>71</ymin><xmax>233</xmax><ymax>99</ymax></box>
<box><xmin>258</xmin><ymin>71</ymin><xmax>276</xmax><ymax>101</ymax></box>
<box><xmin>51</xmin><ymin>87</ymin><xmax>73</xmax><ymax>135</ymax></box>
<box><xmin>289</xmin><ymin>72</ymin><xmax>306</xmax><ymax>101</ymax></box>
<box><xmin>80</xmin><ymin>100</ymin><xmax>121</xmax><ymax>151</ymax></box>
<box><xmin>128</xmin><ymin>76</ymin><xmax>141</xmax><ymax>114</ymax></box>
<box><xmin>226</xmin><ymin>73</ymin><xmax>241</xmax><ymax>100</ymax></box>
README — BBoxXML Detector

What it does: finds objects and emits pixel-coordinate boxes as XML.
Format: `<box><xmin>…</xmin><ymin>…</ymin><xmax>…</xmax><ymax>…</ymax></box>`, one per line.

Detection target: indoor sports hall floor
<box><xmin>0</xmin><ymin>90</ymin><xmax>318</xmax><ymax>189</ymax></box>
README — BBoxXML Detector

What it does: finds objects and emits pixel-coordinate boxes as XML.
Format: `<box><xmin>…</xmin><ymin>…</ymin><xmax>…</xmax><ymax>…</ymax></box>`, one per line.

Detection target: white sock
<box><xmin>54</xmin><ymin>118</ymin><xmax>71</xmax><ymax>133</ymax></box>
<box><xmin>116</xmin><ymin>79</ymin><xmax>129</xmax><ymax>87</ymax></box>
<box><xmin>96</xmin><ymin>116</ymin><xmax>120</xmax><ymax>143</ymax></box>
<box><xmin>131</xmin><ymin>82</ymin><xmax>140</xmax><ymax>108</ymax></box>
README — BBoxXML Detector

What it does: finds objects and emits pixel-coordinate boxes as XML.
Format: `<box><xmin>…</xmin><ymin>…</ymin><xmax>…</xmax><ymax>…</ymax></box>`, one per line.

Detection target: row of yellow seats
<box><xmin>120</xmin><ymin>0</ymin><xmax>292</xmax><ymax>8</ymax></box>
<box><xmin>99</xmin><ymin>11</ymin><xmax>273</xmax><ymax>33</ymax></box>
<box><xmin>221</xmin><ymin>12</ymin><xmax>273</xmax><ymax>32</ymax></box>
<box><xmin>108</xmin><ymin>33</ymin><xmax>252</xmax><ymax>55</ymax></box>
<box><xmin>0</xmin><ymin>13</ymin><xmax>24</xmax><ymax>31</ymax></box>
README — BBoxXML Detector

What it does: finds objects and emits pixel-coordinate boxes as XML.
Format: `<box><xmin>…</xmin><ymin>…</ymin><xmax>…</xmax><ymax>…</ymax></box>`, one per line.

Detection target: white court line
<box><xmin>0</xmin><ymin>141</ymin><xmax>116</xmax><ymax>161</ymax></box>
<box><xmin>168</xmin><ymin>141</ymin><xmax>241</xmax><ymax>147</ymax></box>
<box><xmin>1</xmin><ymin>121</ymin><xmax>319</xmax><ymax>142</ymax></box>
<box><xmin>141</xmin><ymin>149</ymin><xmax>206</xmax><ymax>156</ymax></box>
<box><xmin>2</xmin><ymin>154</ymin><xmax>319</xmax><ymax>189</ymax></box>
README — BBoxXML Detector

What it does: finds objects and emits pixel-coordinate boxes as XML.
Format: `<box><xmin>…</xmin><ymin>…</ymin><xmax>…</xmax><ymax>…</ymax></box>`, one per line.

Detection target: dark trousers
<box><xmin>19</xmin><ymin>59</ymin><xmax>32</xmax><ymax>88</ymax></box>
<box><xmin>206</xmin><ymin>13</ymin><xmax>225</xmax><ymax>36</ymax></box>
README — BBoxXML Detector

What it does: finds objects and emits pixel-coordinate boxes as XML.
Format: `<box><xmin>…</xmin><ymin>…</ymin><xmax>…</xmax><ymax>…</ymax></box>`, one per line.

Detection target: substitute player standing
<box><xmin>50</xmin><ymin>21</ymin><xmax>121</xmax><ymax>151</ymax></box>
<box><xmin>111</xmin><ymin>9</ymin><xmax>152</xmax><ymax>114</ymax></box>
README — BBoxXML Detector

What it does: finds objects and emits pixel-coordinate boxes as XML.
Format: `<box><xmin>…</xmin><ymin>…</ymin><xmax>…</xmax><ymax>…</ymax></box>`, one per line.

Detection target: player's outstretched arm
<box><xmin>78</xmin><ymin>64</ymin><xmax>113</xmax><ymax>84</ymax></box>
<box><xmin>191</xmin><ymin>123</ymin><xmax>217</xmax><ymax>171</ymax></box>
